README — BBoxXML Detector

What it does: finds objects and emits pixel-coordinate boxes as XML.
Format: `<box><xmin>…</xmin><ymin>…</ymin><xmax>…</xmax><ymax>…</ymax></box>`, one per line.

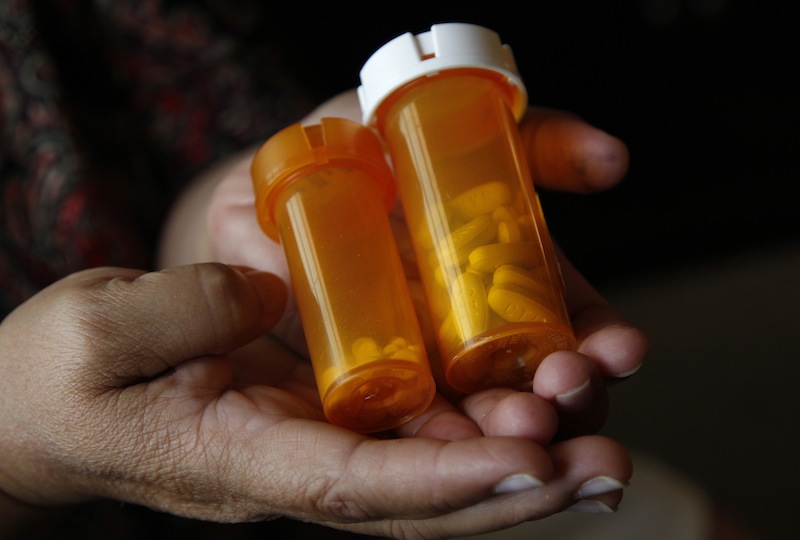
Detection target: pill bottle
<box><xmin>251</xmin><ymin>117</ymin><xmax>435</xmax><ymax>432</ymax></box>
<box><xmin>358</xmin><ymin>23</ymin><xmax>577</xmax><ymax>394</ymax></box>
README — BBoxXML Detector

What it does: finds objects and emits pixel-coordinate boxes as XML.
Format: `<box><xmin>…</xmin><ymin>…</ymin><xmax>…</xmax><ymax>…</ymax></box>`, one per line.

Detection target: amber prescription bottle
<box><xmin>250</xmin><ymin>118</ymin><xmax>435</xmax><ymax>433</ymax></box>
<box><xmin>358</xmin><ymin>23</ymin><xmax>577</xmax><ymax>394</ymax></box>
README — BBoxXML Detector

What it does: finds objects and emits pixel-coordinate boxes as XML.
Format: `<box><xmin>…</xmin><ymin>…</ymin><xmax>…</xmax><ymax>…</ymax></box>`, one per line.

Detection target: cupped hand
<box><xmin>0</xmin><ymin>264</ymin><xmax>631</xmax><ymax>538</ymax></box>
<box><xmin>166</xmin><ymin>89</ymin><xmax>649</xmax><ymax>440</ymax></box>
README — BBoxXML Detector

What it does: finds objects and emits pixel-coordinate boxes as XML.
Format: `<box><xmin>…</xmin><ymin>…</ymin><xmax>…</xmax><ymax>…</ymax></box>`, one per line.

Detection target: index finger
<box><xmin>520</xmin><ymin>107</ymin><xmax>630</xmax><ymax>193</ymax></box>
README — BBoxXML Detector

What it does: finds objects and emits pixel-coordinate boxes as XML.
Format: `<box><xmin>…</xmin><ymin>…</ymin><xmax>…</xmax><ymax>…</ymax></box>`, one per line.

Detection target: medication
<box><xmin>438</xmin><ymin>214</ymin><xmax>497</xmax><ymax>267</ymax></box>
<box><xmin>358</xmin><ymin>23</ymin><xmax>577</xmax><ymax>393</ymax></box>
<box><xmin>450</xmin><ymin>271</ymin><xmax>489</xmax><ymax>340</ymax></box>
<box><xmin>448</xmin><ymin>181</ymin><xmax>511</xmax><ymax>220</ymax></box>
<box><xmin>250</xmin><ymin>118</ymin><xmax>435</xmax><ymax>432</ymax></box>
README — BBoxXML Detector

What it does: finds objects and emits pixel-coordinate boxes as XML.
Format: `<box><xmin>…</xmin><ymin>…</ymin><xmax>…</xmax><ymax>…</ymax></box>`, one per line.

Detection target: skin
<box><xmin>0</xmin><ymin>90</ymin><xmax>647</xmax><ymax>539</ymax></box>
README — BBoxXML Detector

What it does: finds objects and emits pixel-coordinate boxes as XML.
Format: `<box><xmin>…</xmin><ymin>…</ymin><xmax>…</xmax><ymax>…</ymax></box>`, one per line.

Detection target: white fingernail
<box><xmin>554</xmin><ymin>378</ymin><xmax>591</xmax><ymax>407</ymax></box>
<box><xmin>614</xmin><ymin>363</ymin><xmax>642</xmax><ymax>379</ymax></box>
<box><xmin>566</xmin><ymin>500</ymin><xmax>616</xmax><ymax>513</ymax></box>
<box><xmin>493</xmin><ymin>474</ymin><xmax>545</xmax><ymax>494</ymax></box>
<box><xmin>576</xmin><ymin>476</ymin><xmax>626</xmax><ymax>499</ymax></box>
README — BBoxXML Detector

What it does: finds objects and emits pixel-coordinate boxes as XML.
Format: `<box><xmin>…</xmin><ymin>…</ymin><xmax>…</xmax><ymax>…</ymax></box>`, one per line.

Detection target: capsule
<box><xmin>448</xmin><ymin>181</ymin><xmax>511</xmax><ymax>221</ymax></box>
<box><xmin>468</xmin><ymin>242</ymin><xmax>540</xmax><ymax>274</ymax></box>
<box><xmin>438</xmin><ymin>214</ymin><xmax>497</xmax><ymax>268</ymax></box>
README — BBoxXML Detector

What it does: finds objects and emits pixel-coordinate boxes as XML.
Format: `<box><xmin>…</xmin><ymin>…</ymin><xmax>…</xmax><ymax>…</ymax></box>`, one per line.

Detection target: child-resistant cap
<box><xmin>358</xmin><ymin>22</ymin><xmax>528</xmax><ymax>127</ymax></box>
<box><xmin>251</xmin><ymin>117</ymin><xmax>396</xmax><ymax>241</ymax></box>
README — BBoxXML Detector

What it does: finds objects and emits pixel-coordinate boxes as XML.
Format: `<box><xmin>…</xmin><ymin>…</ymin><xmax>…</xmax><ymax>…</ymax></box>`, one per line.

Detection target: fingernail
<box><xmin>613</xmin><ymin>363</ymin><xmax>642</xmax><ymax>379</ymax></box>
<box><xmin>566</xmin><ymin>500</ymin><xmax>616</xmax><ymax>513</ymax></box>
<box><xmin>493</xmin><ymin>474</ymin><xmax>545</xmax><ymax>494</ymax></box>
<box><xmin>579</xmin><ymin>128</ymin><xmax>630</xmax><ymax>185</ymax></box>
<box><xmin>554</xmin><ymin>378</ymin><xmax>591</xmax><ymax>407</ymax></box>
<box><xmin>576</xmin><ymin>476</ymin><xmax>626</xmax><ymax>499</ymax></box>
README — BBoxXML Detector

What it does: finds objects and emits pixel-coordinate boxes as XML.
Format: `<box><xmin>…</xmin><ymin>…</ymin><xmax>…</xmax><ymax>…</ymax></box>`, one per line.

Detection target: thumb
<box><xmin>57</xmin><ymin>263</ymin><xmax>287</xmax><ymax>382</ymax></box>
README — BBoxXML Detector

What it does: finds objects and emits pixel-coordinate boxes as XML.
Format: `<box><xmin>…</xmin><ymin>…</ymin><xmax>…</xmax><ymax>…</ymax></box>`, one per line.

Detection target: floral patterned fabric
<box><xmin>1</xmin><ymin>0</ymin><xmax>313</xmax><ymax>317</ymax></box>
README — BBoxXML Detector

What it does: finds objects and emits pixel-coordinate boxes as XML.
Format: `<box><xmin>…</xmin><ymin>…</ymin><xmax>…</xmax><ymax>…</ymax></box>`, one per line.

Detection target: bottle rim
<box><xmin>250</xmin><ymin>118</ymin><xmax>396</xmax><ymax>241</ymax></box>
<box><xmin>357</xmin><ymin>22</ymin><xmax>528</xmax><ymax>127</ymax></box>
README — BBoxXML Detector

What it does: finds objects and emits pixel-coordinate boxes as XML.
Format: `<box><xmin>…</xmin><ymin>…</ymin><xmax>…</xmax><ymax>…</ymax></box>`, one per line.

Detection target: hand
<box><xmin>160</xmin><ymin>89</ymin><xmax>648</xmax><ymax>440</ymax></box>
<box><xmin>0</xmin><ymin>263</ymin><xmax>631</xmax><ymax>538</ymax></box>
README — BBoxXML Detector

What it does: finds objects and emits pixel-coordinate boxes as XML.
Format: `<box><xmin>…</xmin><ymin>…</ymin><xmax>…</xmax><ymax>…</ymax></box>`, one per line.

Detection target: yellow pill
<box><xmin>497</xmin><ymin>220</ymin><xmax>521</xmax><ymax>243</ymax></box>
<box><xmin>450</xmin><ymin>271</ymin><xmax>489</xmax><ymax>341</ymax></box>
<box><xmin>424</xmin><ymin>275</ymin><xmax>453</xmax><ymax>319</ymax></box>
<box><xmin>468</xmin><ymin>242</ymin><xmax>538</xmax><ymax>273</ymax></box>
<box><xmin>448</xmin><ymin>181</ymin><xmax>511</xmax><ymax>220</ymax></box>
<box><xmin>517</xmin><ymin>215</ymin><xmax>535</xmax><ymax>239</ymax></box>
<box><xmin>438</xmin><ymin>312</ymin><xmax>461</xmax><ymax>352</ymax></box>
<box><xmin>431</xmin><ymin>293</ymin><xmax>453</xmax><ymax>322</ymax></box>
<box><xmin>383</xmin><ymin>337</ymin><xmax>409</xmax><ymax>355</ymax></box>
<box><xmin>435</xmin><ymin>263</ymin><xmax>477</xmax><ymax>288</ymax></box>
<box><xmin>490</xmin><ymin>206</ymin><xmax>521</xmax><ymax>243</ymax></box>
<box><xmin>390</xmin><ymin>346</ymin><xmax>421</xmax><ymax>362</ymax></box>
<box><xmin>488</xmin><ymin>285</ymin><xmax>557</xmax><ymax>324</ymax></box>
<box><xmin>493</xmin><ymin>265</ymin><xmax>550</xmax><ymax>297</ymax></box>
<box><xmin>465</xmin><ymin>263</ymin><xmax>485</xmax><ymax>276</ymax></box>
<box><xmin>352</xmin><ymin>337</ymin><xmax>382</xmax><ymax>363</ymax></box>
<box><xmin>491</xmin><ymin>205</ymin><xmax>517</xmax><ymax>222</ymax></box>
<box><xmin>438</xmin><ymin>214</ymin><xmax>497</xmax><ymax>267</ymax></box>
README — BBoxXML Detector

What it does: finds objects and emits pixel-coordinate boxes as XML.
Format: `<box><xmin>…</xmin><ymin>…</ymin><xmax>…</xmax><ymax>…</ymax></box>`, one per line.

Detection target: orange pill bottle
<box><xmin>251</xmin><ymin>118</ymin><xmax>435</xmax><ymax>432</ymax></box>
<box><xmin>358</xmin><ymin>23</ymin><xmax>576</xmax><ymax>394</ymax></box>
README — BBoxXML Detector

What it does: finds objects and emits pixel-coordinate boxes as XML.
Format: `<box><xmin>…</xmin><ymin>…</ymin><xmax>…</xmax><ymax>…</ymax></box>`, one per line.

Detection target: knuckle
<box><xmin>192</xmin><ymin>263</ymin><xmax>254</xmax><ymax>336</ymax></box>
<box><xmin>311</xmin><ymin>476</ymin><xmax>375</xmax><ymax>523</ymax></box>
<box><xmin>322</xmin><ymin>496</ymin><xmax>373</xmax><ymax>523</ymax></box>
<box><xmin>193</xmin><ymin>262</ymin><xmax>242</xmax><ymax>303</ymax></box>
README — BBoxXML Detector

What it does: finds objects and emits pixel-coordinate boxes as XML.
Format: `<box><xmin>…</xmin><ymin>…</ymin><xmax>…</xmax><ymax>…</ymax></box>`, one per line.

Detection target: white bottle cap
<box><xmin>358</xmin><ymin>23</ymin><xmax>528</xmax><ymax>127</ymax></box>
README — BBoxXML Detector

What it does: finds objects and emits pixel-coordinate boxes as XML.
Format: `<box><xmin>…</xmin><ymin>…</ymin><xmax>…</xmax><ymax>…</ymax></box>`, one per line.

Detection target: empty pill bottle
<box><xmin>358</xmin><ymin>23</ymin><xmax>577</xmax><ymax>394</ymax></box>
<box><xmin>250</xmin><ymin>117</ymin><xmax>435</xmax><ymax>432</ymax></box>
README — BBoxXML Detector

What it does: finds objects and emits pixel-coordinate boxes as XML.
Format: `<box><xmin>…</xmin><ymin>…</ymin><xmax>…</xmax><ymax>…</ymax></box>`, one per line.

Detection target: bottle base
<box><xmin>444</xmin><ymin>324</ymin><xmax>576</xmax><ymax>394</ymax></box>
<box><xmin>322</xmin><ymin>360</ymin><xmax>435</xmax><ymax>433</ymax></box>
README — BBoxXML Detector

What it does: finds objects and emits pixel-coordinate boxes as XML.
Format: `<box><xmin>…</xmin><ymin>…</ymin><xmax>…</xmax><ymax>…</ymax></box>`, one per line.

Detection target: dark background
<box><xmin>278</xmin><ymin>0</ymin><xmax>799</xmax><ymax>285</ymax></box>
<box><xmin>277</xmin><ymin>2</ymin><xmax>798</xmax><ymax>539</ymax></box>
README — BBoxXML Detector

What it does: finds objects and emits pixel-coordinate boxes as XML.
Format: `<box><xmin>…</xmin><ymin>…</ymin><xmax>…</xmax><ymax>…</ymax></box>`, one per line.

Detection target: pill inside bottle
<box><xmin>250</xmin><ymin>118</ymin><xmax>435</xmax><ymax>432</ymax></box>
<box><xmin>359</xmin><ymin>23</ymin><xmax>577</xmax><ymax>393</ymax></box>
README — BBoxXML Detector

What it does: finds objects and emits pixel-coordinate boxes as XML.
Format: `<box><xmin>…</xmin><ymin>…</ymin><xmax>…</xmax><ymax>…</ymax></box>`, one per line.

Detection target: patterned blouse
<box><xmin>1</xmin><ymin>0</ymin><xmax>314</xmax><ymax>317</ymax></box>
